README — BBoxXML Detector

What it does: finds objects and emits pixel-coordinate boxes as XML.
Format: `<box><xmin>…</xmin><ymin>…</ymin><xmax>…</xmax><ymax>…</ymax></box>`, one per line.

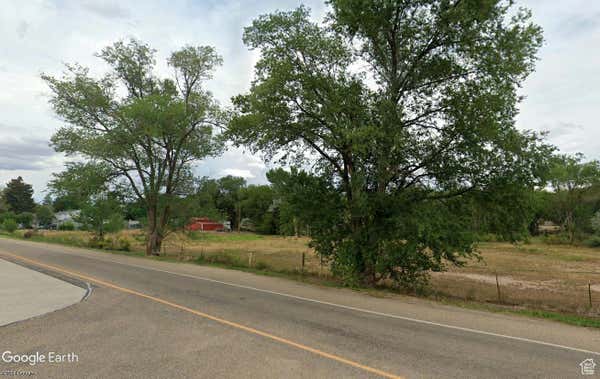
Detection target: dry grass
<box><xmin>431</xmin><ymin>240</ymin><xmax>600</xmax><ymax>315</ymax></box>
<box><xmin>17</xmin><ymin>229</ymin><xmax>600</xmax><ymax>315</ymax></box>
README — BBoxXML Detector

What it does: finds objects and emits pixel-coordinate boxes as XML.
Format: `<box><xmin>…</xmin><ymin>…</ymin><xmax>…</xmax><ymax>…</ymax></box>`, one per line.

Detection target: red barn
<box><xmin>186</xmin><ymin>217</ymin><xmax>225</xmax><ymax>232</ymax></box>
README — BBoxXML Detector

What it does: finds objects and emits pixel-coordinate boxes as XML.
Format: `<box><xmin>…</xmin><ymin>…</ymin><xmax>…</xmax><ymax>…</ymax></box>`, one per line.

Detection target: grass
<box><xmin>188</xmin><ymin>231</ymin><xmax>265</xmax><ymax>242</ymax></box>
<box><xmin>3</xmin><ymin>229</ymin><xmax>600</xmax><ymax>328</ymax></box>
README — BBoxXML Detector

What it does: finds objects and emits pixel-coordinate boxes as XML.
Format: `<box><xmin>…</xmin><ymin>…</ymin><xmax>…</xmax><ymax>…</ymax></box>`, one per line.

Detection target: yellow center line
<box><xmin>1</xmin><ymin>252</ymin><xmax>404</xmax><ymax>379</ymax></box>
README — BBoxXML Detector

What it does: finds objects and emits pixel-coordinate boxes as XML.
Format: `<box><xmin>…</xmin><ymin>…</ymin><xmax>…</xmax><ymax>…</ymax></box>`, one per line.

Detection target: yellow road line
<box><xmin>1</xmin><ymin>252</ymin><xmax>403</xmax><ymax>379</ymax></box>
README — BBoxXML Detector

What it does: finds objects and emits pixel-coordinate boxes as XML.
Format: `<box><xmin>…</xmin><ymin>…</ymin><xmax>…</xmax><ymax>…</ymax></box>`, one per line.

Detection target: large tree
<box><xmin>228</xmin><ymin>2</ymin><xmax>551</xmax><ymax>286</ymax></box>
<box><xmin>215</xmin><ymin>175</ymin><xmax>247</xmax><ymax>232</ymax></box>
<box><xmin>547</xmin><ymin>154</ymin><xmax>600</xmax><ymax>243</ymax></box>
<box><xmin>43</xmin><ymin>39</ymin><xmax>224</xmax><ymax>255</ymax></box>
<box><xmin>3</xmin><ymin>177</ymin><xmax>36</xmax><ymax>213</ymax></box>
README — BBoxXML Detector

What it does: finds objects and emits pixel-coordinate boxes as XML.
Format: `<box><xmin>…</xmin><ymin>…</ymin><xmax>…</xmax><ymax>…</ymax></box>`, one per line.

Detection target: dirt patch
<box><xmin>433</xmin><ymin>272</ymin><xmax>561</xmax><ymax>292</ymax></box>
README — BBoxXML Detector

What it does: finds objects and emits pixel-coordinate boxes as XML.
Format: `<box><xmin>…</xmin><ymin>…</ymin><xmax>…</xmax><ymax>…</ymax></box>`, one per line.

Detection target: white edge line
<box><xmin>5</xmin><ymin>245</ymin><xmax>600</xmax><ymax>357</ymax></box>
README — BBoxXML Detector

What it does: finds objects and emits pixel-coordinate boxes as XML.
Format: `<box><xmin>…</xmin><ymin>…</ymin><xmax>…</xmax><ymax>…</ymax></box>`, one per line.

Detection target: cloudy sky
<box><xmin>1</xmin><ymin>0</ymin><xmax>598</xmax><ymax>200</ymax></box>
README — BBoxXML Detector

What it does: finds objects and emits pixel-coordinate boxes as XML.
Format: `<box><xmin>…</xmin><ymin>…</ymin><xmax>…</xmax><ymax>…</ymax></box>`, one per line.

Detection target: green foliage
<box><xmin>3</xmin><ymin>177</ymin><xmax>35</xmax><ymax>213</ymax></box>
<box><xmin>584</xmin><ymin>236</ymin><xmax>600</xmax><ymax>248</ymax></box>
<box><xmin>2</xmin><ymin>219</ymin><xmax>18</xmax><ymax>233</ymax></box>
<box><xmin>590</xmin><ymin>211</ymin><xmax>600</xmax><ymax>235</ymax></box>
<box><xmin>215</xmin><ymin>176</ymin><xmax>247</xmax><ymax>231</ymax></box>
<box><xmin>77</xmin><ymin>196</ymin><xmax>124</xmax><ymax>237</ymax></box>
<box><xmin>468</xmin><ymin>181</ymin><xmax>539</xmax><ymax>242</ymax></box>
<box><xmin>228</xmin><ymin>3</ymin><xmax>549</xmax><ymax>287</ymax></box>
<box><xmin>58</xmin><ymin>222</ymin><xmax>75</xmax><ymax>231</ymax></box>
<box><xmin>0</xmin><ymin>211</ymin><xmax>16</xmax><ymax>224</ymax></box>
<box><xmin>168</xmin><ymin>177</ymin><xmax>225</xmax><ymax>231</ymax></box>
<box><xmin>49</xmin><ymin>162</ymin><xmax>112</xmax><ymax>206</ymax></box>
<box><xmin>42</xmin><ymin>38</ymin><xmax>224</xmax><ymax>255</ymax></box>
<box><xmin>240</xmin><ymin>185</ymin><xmax>276</xmax><ymax>233</ymax></box>
<box><xmin>546</xmin><ymin>154</ymin><xmax>600</xmax><ymax>243</ymax></box>
<box><xmin>35</xmin><ymin>205</ymin><xmax>54</xmax><ymax>228</ymax></box>
<box><xmin>16</xmin><ymin>212</ymin><xmax>34</xmax><ymax>229</ymax></box>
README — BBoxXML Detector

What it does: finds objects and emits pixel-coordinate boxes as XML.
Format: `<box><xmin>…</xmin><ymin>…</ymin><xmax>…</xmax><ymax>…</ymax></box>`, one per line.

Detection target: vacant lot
<box><xmin>12</xmin><ymin>230</ymin><xmax>600</xmax><ymax>315</ymax></box>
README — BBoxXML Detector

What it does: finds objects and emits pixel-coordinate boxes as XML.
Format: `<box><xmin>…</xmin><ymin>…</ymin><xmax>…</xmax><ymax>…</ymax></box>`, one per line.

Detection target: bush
<box><xmin>23</xmin><ymin>230</ymin><xmax>40</xmax><ymax>239</ymax></box>
<box><xmin>584</xmin><ymin>236</ymin><xmax>600</xmax><ymax>248</ymax></box>
<box><xmin>115</xmin><ymin>237</ymin><xmax>130</xmax><ymax>251</ymax></box>
<box><xmin>2</xmin><ymin>219</ymin><xmax>18</xmax><ymax>233</ymax></box>
<box><xmin>58</xmin><ymin>222</ymin><xmax>75</xmax><ymax>231</ymax></box>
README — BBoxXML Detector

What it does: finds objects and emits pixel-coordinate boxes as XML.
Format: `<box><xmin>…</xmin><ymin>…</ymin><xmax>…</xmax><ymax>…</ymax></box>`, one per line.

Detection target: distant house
<box><xmin>127</xmin><ymin>220</ymin><xmax>141</xmax><ymax>229</ymax></box>
<box><xmin>186</xmin><ymin>217</ymin><xmax>226</xmax><ymax>232</ymax></box>
<box><xmin>53</xmin><ymin>210</ymin><xmax>81</xmax><ymax>229</ymax></box>
<box><xmin>538</xmin><ymin>220</ymin><xmax>561</xmax><ymax>234</ymax></box>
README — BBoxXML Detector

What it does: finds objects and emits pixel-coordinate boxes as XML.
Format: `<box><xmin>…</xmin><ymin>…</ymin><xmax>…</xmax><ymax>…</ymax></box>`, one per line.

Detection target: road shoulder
<box><xmin>0</xmin><ymin>257</ymin><xmax>88</xmax><ymax>326</ymax></box>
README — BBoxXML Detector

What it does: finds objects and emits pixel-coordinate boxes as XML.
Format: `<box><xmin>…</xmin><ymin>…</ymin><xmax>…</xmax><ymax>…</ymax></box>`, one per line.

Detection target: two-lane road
<box><xmin>1</xmin><ymin>237</ymin><xmax>598</xmax><ymax>378</ymax></box>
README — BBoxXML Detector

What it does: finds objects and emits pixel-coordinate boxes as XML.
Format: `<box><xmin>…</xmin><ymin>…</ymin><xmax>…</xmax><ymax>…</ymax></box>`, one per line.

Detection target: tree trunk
<box><xmin>236</xmin><ymin>203</ymin><xmax>241</xmax><ymax>232</ymax></box>
<box><xmin>146</xmin><ymin>230</ymin><xmax>163</xmax><ymax>256</ymax></box>
<box><xmin>145</xmin><ymin>205</ymin><xmax>163</xmax><ymax>256</ymax></box>
<box><xmin>293</xmin><ymin>217</ymin><xmax>299</xmax><ymax>238</ymax></box>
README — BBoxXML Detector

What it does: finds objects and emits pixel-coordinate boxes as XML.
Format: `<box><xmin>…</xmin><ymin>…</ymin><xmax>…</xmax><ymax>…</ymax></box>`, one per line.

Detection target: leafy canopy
<box><xmin>228</xmin><ymin>2</ymin><xmax>551</xmax><ymax>286</ymax></box>
<box><xmin>43</xmin><ymin>39</ymin><xmax>225</xmax><ymax>254</ymax></box>
<box><xmin>3</xmin><ymin>177</ymin><xmax>36</xmax><ymax>214</ymax></box>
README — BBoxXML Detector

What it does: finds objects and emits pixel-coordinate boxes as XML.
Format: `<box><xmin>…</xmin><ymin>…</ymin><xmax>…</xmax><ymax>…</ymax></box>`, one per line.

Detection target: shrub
<box><xmin>116</xmin><ymin>237</ymin><xmax>131</xmax><ymax>251</ymax></box>
<box><xmin>0</xmin><ymin>211</ymin><xmax>16</xmax><ymax>224</ymax></box>
<box><xmin>58</xmin><ymin>222</ymin><xmax>75</xmax><ymax>231</ymax></box>
<box><xmin>2</xmin><ymin>219</ymin><xmax>18</xmax><ymax>233</ymax></box>
<box><xmin>23</xmin><ymin>230</ymin><xmax>39</xmax><ymax>239</ymax></box>
<box><xmin>584</xmin><ymin>236</ymin><xmax>600</xmax><ymax>248</ymax></box>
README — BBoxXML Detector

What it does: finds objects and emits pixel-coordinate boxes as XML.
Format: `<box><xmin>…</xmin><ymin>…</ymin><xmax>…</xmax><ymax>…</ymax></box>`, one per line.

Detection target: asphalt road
<box><xmin>1</xmin><ymin>237</ymin><xmax>599</xmax><ymax>378</ymax></box>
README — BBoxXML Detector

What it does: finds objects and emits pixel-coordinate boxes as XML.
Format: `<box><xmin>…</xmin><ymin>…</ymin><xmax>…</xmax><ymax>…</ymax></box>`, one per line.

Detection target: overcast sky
<box><xmin>1</xmin><ymin>0</ymin><xmax>598</xmax><ymax>200</ymax></box>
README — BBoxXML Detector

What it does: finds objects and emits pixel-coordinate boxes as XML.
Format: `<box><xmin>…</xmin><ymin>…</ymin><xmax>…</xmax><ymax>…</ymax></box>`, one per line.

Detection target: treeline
<box><xmin>0</xmin><ymin>177</ymin><xmax>53</xmax><ymax>232</ymax></box>
<box><xmin>4</xmin><ymin>152</ymin><xmax>600</xmax><ymax>247</ymax></box>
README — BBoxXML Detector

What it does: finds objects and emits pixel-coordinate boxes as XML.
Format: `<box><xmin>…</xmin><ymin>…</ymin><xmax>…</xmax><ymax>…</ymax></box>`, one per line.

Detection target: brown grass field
<box><xmin>14</xmin><ymin>229</ymin><xmax>600</xmax><ymax>316</ymax></box>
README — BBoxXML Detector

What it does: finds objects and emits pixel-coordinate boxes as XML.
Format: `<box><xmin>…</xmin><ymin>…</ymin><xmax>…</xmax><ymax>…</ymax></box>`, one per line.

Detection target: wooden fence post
<box><xmin>589</xmin><ymin>280</ymin><xmax>593</xmax><ymax>308</ymax></box>
<box><xmin>495</xmin><ymin>271</ymin><xmax>502</xmax><ymax>303</ymax></box>
<box><xmin>301</xmin><ymin>252</ymin><xmax>305</xmax><ymax>274</ymax></box>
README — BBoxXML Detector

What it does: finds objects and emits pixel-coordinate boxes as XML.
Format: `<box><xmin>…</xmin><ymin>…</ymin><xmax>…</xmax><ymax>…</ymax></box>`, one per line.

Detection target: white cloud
<box><xmin>220</xmin><ymin>169</ymin><xmax>255</xmax><ymax>179</ymax></box>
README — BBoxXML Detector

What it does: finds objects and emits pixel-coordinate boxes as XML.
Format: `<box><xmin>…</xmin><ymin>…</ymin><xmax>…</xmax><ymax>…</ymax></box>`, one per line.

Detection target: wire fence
<box><xmin>159</xmin><ymin>238</ymin><xmax>600</xmax><ymax>316</ymax></box>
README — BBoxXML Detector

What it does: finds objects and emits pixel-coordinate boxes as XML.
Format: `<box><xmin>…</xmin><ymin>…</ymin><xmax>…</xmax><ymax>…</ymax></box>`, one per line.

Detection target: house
<box><xmin>53</xmin><ymin>210</ymin><xmax>81</xmax><ymax>229</ymax></box>
<box><xmin>127</xmin><ymin>220</ymin><xmax>141</xmax><ymax>229</ymax></box>
<box><xmin>538</xmin><ymin>220</ymin><xmax>561</xmax><ymax>234</ymax></box>
<box><xmin>186</xmin><ymin>217</ymin><xmax>226</xmax><ymax>232</ymax></box>
<box><xmin>580</xmin><ymin>358</ymin><xmax>596</xmax><ymax>375</ymax></box>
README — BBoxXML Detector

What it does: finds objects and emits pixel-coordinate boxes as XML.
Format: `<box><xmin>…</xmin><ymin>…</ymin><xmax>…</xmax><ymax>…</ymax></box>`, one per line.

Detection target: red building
<box><xmin>186</xmin><ymin>217</ymin><xmax>225</xmax><ymax>232</ymax></box>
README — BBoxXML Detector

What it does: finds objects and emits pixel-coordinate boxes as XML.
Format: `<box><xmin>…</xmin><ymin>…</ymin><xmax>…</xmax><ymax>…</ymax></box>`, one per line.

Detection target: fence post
<box><xmin>495</xmin><ymin>271</ymin><xmax>502</xmax><ymax>303</ymax></box>
<box><xmin>589</xmin><ymin>280</ymin><xmax>593</xmax><ymax>308</ymax></box>
<box><xmin>248</xmin><ymin>252</ymin><xmax>254</xmax><ymax>268</ymax></box>
<box><xmin>301</xmin><ymin>252</ymin><xmax>305</xmax><ymax>274</ymax></box>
